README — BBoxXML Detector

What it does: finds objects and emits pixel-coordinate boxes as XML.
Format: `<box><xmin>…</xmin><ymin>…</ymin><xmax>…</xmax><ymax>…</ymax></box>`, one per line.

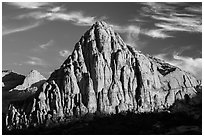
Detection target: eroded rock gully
<box><xmin>5</xmin><ymin>21</ymin><xmax>200</xmax><ymax>130</ymax></box>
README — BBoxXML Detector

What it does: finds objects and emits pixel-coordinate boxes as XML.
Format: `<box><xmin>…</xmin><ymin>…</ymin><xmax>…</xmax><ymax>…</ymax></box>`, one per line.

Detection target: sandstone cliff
<box><xmin>6</xmin><ymin>21</ymin><xmax>200</xmax><ymax>130</ymax></box>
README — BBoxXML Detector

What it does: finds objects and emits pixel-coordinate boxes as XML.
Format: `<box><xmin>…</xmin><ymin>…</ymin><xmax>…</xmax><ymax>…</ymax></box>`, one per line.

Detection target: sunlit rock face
<box><xmin>6</xmin><ymin>21</ymin><xmax>199</xmax><ymax>129</ymax></box>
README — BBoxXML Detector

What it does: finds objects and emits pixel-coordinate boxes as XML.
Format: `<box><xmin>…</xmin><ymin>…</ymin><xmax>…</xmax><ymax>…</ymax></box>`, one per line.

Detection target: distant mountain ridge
<box><xmin>11</xmin><ymin>70</ymin><xmax>46</xmax><ymax>91</ymax></box>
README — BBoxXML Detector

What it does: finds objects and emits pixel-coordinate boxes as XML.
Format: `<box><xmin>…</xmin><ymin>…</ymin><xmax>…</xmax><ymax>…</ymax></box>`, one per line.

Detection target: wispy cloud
<box><xmin>110</xmin><ymin>24</ymin><xmax>140</xmax><ymax>48</ymax></box>
<box><xmin>48</xmin><ymin>11</ymin><xmax>96</xmax><ymax>26</ymax></box>
<box><xmin>140</xmin><ymin>2</ymin><xmax>202</xmax><ymax>34</ymax></box>
<box><xmin>153</xmin><ymin>15</ymin><xmax>201</xmax><ymax>33</ymax></box>
<box><xmin>143</xmin><ymin>29</ymin><xmax>173</xmax><ymax>38</ymax></box>
<box><xmin>3</xmin><ymin>22</ymin><xmax>41</xmax><ymax>36</ymax></box>
<box><xmin>39</xmin><ymin>40</ymin><xmax>54</xmax><ymax>49</ymax></box>
<box><xmin>185</xmin><ymin>6</ymin><xmax>202</xmax><ymax>14</ymax></box>
<box><xmin>124</xmin><ymin>3</ymin><xmax>201</xmax><ymax>40</ymax></box>
<box><xmin>129</xmin><ymin>17</ymin><xmax>147</xmax><ymax>23</ymax></box>
<box><xmin>154</xmin><ymin>52</ymin><xmax>202</xmax><ymax>80</ymax></box>
<box><xmin>25</xmin><ymin>56</ymin><xmax>47</xmax><ymax>66</ymax></box>
<box><xmin>59</xmin><ymin>50</ymin><xmax>71</xmax><ymax>58</ymax></box>
<box><xmin>17</xmin><ymin>11</ymin><xmax>51</xmax><ymax>20</ymax></box>
<box><xmin>124</xmin><ymin>26</ymin><xmax>140</xmax><ymax>48</ymax></box>
<box><xmin>17</xmin><ymin>7</ymin><xmax>103</xmax><ymax>26</ymax></box>
<box><xmin>111</xmin><ymin>23</ymin><xmax>172</xmax><ymax>48</ymax></box>
<box><xmin>7</xmin><ymin>2</ymin><xmax>51</xmax><ymax>9</ymax></box>
<box><xmin>141</xmin><ymin>2</ymin><xmax>175</xmax><ymax>15</ymax></box>
<box><xmin>47</xmin><ymin>6</ymin><xmax>64</xmax><ymax>13</ymax></box>
<box><xmin>31</xmin><ymin>40</ymin><xmax>54</xmax><ymax>53</ymax></box>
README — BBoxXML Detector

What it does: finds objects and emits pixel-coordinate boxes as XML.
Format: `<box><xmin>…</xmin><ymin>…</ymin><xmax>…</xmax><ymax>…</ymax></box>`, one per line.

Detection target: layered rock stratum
<box><xmin>5</xmin><ymin>21</ymin><xmax>200</xmax><ymax>130</ymax></box>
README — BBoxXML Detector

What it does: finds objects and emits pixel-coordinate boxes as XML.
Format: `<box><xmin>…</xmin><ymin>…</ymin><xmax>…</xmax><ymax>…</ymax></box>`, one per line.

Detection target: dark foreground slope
<box><xmin>3</xmin><ymin>105</ymin><xmax>202</xmax><ymax>135</ymax></box>
<box><xmin>4</xmin><ymin>86</ymin><xmax>201</xmax><ymax>135</ymax></box>
<box><xmin>2</xmin><ymin>70</ymin><xmax>26</xmax><ymax>113</ymax></box>
<box><xmin>2</xmin><ymin>70</ymin><xmax>46</xmax><ymax>114</ymax></box>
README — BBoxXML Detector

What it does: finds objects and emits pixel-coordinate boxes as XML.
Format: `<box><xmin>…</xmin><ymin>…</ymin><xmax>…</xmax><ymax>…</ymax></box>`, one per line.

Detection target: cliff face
<box><xmin>46</xmin><ymin>21</ymin><xmax>198</xmax><ymax>114</ymax></box>
<box><xmin>6</xmin><ymin>21</ymin><xmax>199</xmax><ymax>129</ymax></box>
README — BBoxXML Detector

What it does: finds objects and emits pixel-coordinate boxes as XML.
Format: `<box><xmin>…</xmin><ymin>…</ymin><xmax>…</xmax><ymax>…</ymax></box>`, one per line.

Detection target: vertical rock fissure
<box><xmin>185</xmin><ymin>74</ymin><xmax>194</xmax><ymax>88</ymax></box>
<box><xmin>183</xmin><ymin>75</ymin><xmax>187</xmax><ymax>88</ymax></box>
<box><xmin>134</xmin><ymin>57</ymin><xmax>143</xmax><ymax>108</ymax></box>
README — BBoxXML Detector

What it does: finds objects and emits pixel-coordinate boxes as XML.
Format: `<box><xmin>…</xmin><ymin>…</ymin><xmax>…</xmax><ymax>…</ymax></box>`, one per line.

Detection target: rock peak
<box><xmin>29</xmin><ymin>69</ymin><xmax>42</xmax><ymax>75</ymax></box>
<box><xmin>12</xmin><ymin>69</ymin><xmax>46</xmax><ymax>91</ymax></box>
<box><xmin>78</xmin><ymin>20</ymin><xmax>126</xmax><ymax>55</ymax></box>
<box><xmin>5</xmin><ymin>21</ymin><xmax>200</xmax><ymax>130</ymax></box>
<box><xmin>93</xmin><ymin>20</ymin><xmax>109</xmax><ymax>28</ymax></box>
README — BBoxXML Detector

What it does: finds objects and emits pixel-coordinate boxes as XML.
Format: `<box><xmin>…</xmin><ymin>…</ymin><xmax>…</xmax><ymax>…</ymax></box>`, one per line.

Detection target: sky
<box><xmin>2</xmin><ymin>2</ymin><xmax>202</xmax><ymax>79</ymax></box>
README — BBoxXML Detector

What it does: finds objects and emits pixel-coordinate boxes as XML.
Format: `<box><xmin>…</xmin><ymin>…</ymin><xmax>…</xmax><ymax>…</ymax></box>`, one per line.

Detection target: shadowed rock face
<box><xmin>2</xmin><ymin>70</ymin><xmax>26</xmax><ymax>91</ymax></box>
<box><xmin>2</xmin><ymin>70</ymin><xmax>46</xmax><ymax>116</ymax></box>
<box><xmin>5</xmin><ymin>21</ymin><xmax>199</xmax><ymax>129</ymax></box>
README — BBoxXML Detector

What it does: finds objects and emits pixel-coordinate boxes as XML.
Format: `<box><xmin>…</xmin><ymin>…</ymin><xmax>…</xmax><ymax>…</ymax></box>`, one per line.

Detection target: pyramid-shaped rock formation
<box><xmin>6</xmin><ymin>21</ymin><xmax>200</xmax><ymax>129</ymax></box>
<box><xmin>11</xmin><ymin>70</ymin><xmax>46</xmax><ymax>91</ymax></box>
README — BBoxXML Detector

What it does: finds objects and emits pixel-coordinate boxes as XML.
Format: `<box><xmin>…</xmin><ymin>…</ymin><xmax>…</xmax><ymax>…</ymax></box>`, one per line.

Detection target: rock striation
<box><xmin>5</xmin><ymin>21</ymin><xmax>200</xmax><ymax>130</ymax></box>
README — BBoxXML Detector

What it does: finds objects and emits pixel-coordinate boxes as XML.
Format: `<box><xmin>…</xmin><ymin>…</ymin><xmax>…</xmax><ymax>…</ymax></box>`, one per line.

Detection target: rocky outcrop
<box><xmin>5</xmin><ymin>21</ymin><xmax>200</xmax><ymax>130</ymax></box>
<box><xmin>2</xmin><ymin>70</ymin><xmax>25</xmax><ymax>91</ymax></box>
<box><xmin>11</xmin><ymin>70</ymin><xmax>46</xmax><ymax>92</ymax></box>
